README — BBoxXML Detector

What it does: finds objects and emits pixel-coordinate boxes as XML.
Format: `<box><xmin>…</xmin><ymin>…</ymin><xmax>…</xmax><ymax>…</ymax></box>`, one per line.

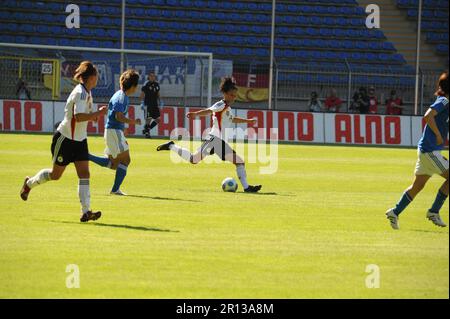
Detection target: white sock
<box><xmin>170</xmin><ymin>144</ymin><xmax>193</xmax><ymax>162</ymax></box>
<box><xmin>236</xmin><ymin>164</ymin><xmax>249</xmax><ymax>189</ymax></box>
<box><xmin>27</xmin><ymin>168</ymin><xmax>52</xmax><ymax>189</ymax></box>
<box><xmin>78</xmin><ymin>179</ymin><xmax>90</xmax><ymax>214</ymax></box>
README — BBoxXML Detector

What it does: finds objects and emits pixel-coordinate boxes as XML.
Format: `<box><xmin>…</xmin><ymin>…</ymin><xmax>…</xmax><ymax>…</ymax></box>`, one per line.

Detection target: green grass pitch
<box><xmin>0</xmin><ymin>133</ymin><xmax>448</xmax><ymax>298</ymax></box>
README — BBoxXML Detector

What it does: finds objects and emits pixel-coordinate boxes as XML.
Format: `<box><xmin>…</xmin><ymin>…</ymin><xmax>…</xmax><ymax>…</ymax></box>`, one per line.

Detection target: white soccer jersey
<box><xmin>57</xmin><ymin>84</ymin><xmax>93</xmax><ymax>141</ymax></box>
<box><xmin>208</xmin><ymin>100</ymin><xmax>234</xmax><ymax>139</ymax></box>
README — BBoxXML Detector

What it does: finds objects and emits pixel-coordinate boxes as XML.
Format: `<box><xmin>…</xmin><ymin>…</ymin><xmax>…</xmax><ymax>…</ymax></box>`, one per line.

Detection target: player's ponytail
<box><xmin>435</xmin><ymin>71</ymin><xmax>449</xmax><ymax>96</ymax></box>
<box><xmin>73</xmin><ymin>61</ymin><xmax>97</xmax><ymax>83</ymax></box>
<box><xmin>220</xmin><ymin>77</ymin><xmax>237</xmax><ymax>93</ymax></box>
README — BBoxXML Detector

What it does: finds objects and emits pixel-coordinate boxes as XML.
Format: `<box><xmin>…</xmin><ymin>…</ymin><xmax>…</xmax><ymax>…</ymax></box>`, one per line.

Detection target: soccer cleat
<box><xmin>386</xmin><ymin>208</ymin><xmax>400</xmax><ymax>230</ymax></box>
<box><xmin>244</xmin><ymin>185</ymin><xmax>262</xmax><ymax>193</ymax></box>
<box><xmin>80</xmin><ymin>210</ymin><xmax>102</xmax><ymax>222</ymax></box>
<box><xmin>20</xmin><ymin>177</ymin><xmax>31</xmax><ymax>201</ymax></box>
<box><xmin>145</xmin><ymin>132</ymin><xmax>151</xmax><ymax>139</ymax></box>
<box><xmin>156</xmin><ymin>141</ymin><xmax>174</xmax><ymax>151</ymax></box>
<box><xmin>426</xmin><ymin>211</ymin><xmax>447</xmax><ymax>227</ymax></box>
<box><xmin>110</xmin><ymin>189</ymin><xmax>127</xmax><ymax>196</ymax></box>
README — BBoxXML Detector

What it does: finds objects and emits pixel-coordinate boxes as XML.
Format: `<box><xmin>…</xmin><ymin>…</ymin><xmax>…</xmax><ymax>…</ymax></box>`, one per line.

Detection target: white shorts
<box><xmin>104</xmin><ymin>129</ymin><xmax>129</xmax><ymax>159</ymax></box>
<box><xmin>415</xmin><ymin>149</ymin><xmax>449</xmax><ymax>176</ymax></box>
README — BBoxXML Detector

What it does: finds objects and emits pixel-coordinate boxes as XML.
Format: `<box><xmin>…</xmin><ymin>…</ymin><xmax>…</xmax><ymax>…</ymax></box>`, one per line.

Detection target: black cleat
<box><xmin>244</xmin><ymin>185</ymin><xmax>262</xmax><ymax>193</ymax></box>
<box><xmin>20</xmin><ymin>177</ymin><xmax>31</xmax><ymax>201</ymax></box>
<box><xmin>80</xmin><ymin>210</ymin><xmax>102</xmax><ymax>222</ymax></box>
<box><xmin>157</xmin><ymin>141</ymin><xmax>174</xmax><ymax>151</ymax></box>
<box><xmin>145</xmin><ymin>132</ymin><xmax>151</xmax><ymax>139</ymax></box>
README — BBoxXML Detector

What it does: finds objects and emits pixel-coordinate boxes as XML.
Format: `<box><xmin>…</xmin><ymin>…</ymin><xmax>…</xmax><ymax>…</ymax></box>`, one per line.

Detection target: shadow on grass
<box><xmin>108</xmin><ymin>194</ymin><xmax>202</xmax><ymax>202</ymax></box>
<box><xmin>409</xmin><ymin>229</ymin><xmax>448</xmax><ymax>234</ymax></box>
<box><xmin>44</xmin><ymin>220</ymin><xmax>180</xmax><ymax>233</ymax></box>
<box><xmin>238</xmin><ymin>192</ymin><xmax>295</xmax><ymax>197</ymax></box>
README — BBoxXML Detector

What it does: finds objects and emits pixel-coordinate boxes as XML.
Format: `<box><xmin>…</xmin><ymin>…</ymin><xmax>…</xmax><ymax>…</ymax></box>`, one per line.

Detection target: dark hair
<box><xmin>220</xmin><ymin>77</ymin><xmax>237</xmax><ymax>93</ymax></box>
<box><xmin>120</xmin><ymin>69</ymin><xmax>140</xmax><ymax>91</ymax></box>
<box><xmin>73</xmin><ymin>61</ymin><xmax>97</xmax><ymax>82</ymax></box>
<box><xmin>436</xmin><ymin>71</ymin><xmax>449</xmax><ymax>96</ymax></box>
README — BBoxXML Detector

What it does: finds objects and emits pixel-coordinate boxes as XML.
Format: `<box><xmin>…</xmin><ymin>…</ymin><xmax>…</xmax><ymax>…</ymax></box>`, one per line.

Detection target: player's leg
<box><xmin>89</xmin><ymin>153</ymin><xmax>113</xmax><ymax>168</ymax></box>
<box><xmin>21</xmin><ymin>132</ymin><xmax>68</xmax><ymax>200</ymax></box>
<box><xmin>20</xmin><ymin>164</ymin><xmax>66</xmax><ymax>201</ymax></box>
<box><xmin>74</xmin><ymin>160</ymin><xmax>101</xmax><ymax>222</ymax></box>
<box><xmin>146</xmin><ymin>107</ymin><xmax>161</xmax><ymax>138</ymax></box>
<box><xmin>386</xmin><ymin>174</ymin><xmax>430</xmax><ymax>229</ymax></box>
<box><xmin>427</xmin><ymin>164</ymin><xmax>449</xmax><ymax>227</ymax></box>
<box><xmin>220</xmin><ymin>139</ymin><xmax>262</xmax><ymax>193</ymax></box>
<box><xmin>110</xmin><ymin>150</ymin><xmax>131</xmax><ymax>195</ymax></box>
<box><xmin>157</xmin><ymin>139</ymin><xmax>207</xmax><ymax>164</ymax></box>
<box><xmin>89</xmin><ymin>130</ymin><xmax>113</xmax><ymax>168</ymax></box>
<box><xmin>143</xmin><ymin>108</ymin><xmax>151</xmax><ymax>135</ymax></box>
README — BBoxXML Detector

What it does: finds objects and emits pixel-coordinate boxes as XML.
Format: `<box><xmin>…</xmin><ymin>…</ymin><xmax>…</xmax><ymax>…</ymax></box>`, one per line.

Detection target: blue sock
<box><xmin>393</xmin><ymin>191</ymin><xmax>413</xmax><ymax>216</ymax></box>
<box><xmin>89</xmin><ymin>154</ymin><xmax>111</xmax><ymax>168</ymax></box>
<box><xmin>429</xmin><ymin>190</ymin><xmax>448</xmax><ymax>214</ymax></box>
<box><xmin>112</xmin><ymin>163</ymin><xmax>127</xmax><ymax>192</ymax></box>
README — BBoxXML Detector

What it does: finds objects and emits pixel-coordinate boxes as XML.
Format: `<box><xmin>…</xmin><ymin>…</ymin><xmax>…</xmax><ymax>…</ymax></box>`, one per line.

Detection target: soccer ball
<box><xmin>222</xmin><ymin>177</ymin><xmax>238</xmax><ymax>192</ymax></box>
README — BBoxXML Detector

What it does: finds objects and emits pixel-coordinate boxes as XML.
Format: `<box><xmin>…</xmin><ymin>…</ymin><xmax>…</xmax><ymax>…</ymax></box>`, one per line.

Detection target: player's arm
<box><xmin>74</xmin><ymin>106</ymin><xmax>107</xmax><ymax>122</ymax></box>
<box><xmin>115</xmin><ymin>112</ymin><xmax>142</xmax><ymax>125</ymax></box>
<box><xmin>186</xmin><ymin>109</ymin><xmax>212</xmax><ymax>118</ymax></box>
<box><xmin>71</xmin><ymin>91</ymin><xmax>107</xmax><ymax>122</ymax></box>
<box><xmin>423</xmin><ymin>108</ymin><xmax>444</xmax><ymax>145</ymax></box>
<box><xmin>232</xmin><ymin>117</ymin><xmax>256</xmax><ymax>125</ymax></box>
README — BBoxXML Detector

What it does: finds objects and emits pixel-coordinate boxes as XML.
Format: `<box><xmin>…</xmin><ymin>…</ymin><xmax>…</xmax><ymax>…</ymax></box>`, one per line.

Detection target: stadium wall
<box><xmin>0</xmin><ymin>99</ymin><xmax>447</xmax><ymax>148</ymax></box>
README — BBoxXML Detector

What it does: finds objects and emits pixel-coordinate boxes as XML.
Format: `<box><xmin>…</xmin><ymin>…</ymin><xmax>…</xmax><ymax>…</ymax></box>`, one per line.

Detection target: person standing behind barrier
<box><xmin>324</xmin><ymin>88</ymin><xmax>343</xmax><ymax>113</ymax></box>
<box><xmin>368</xmin><ymin>86</ymin><xmax>379</xmax><ymax>114</ymax></box>
<box><xmin>308</xmin><ymin>91</ymin><xmax>323</xmax><ymax>112</ymax></box>
<box><xmin>351</xmin><ymin>87</ymin><xmax>370</xmax><ymax>114</ymax></box>
<box><xmin>16</xmin><ymin>78</ymin><xmax>31</xmax><ymax>100</ymax></box>
<box><xmin>140</xmin><ymin>72</ymin><xmax>160</xmax><ymax>138</ymax></box>
<box><xmin>385</xmin><ymin>90</ymin><xmax>404</xmax><ymax>115</ymax></box>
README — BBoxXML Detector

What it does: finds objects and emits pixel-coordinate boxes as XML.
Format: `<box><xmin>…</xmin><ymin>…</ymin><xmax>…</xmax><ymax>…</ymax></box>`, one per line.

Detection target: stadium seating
<box><xmin>396</xmin><ymin>0</ymin><xmax>449</xmax><ymax>55</ymax></box>
<box><xmin>0</xmin><ymin>0</ymin><xmax>421</xmax><ymax>88</ymax></box>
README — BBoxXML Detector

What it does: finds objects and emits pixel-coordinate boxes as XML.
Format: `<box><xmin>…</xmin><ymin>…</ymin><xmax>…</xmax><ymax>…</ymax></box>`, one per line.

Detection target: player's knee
<box><xmin>78</xmin><ymin>171</ymin><xmax>90</xmax><ymax>179</ymax></box>
<box><xmin>50</xmin><ymin>171</ymin><xmax>61</xmax><ymax>180</ymax></box>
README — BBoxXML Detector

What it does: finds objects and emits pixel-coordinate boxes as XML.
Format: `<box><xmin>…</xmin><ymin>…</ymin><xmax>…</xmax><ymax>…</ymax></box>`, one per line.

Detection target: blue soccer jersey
<box><xmin>418</xmin><ymin>96</ymin><xmax>449</xmax><ymax>153</ymax></box>
<box><xmin>105</xmin><ymin>90</ymin><xmax>129</xmax><ymax>131</ymax></box>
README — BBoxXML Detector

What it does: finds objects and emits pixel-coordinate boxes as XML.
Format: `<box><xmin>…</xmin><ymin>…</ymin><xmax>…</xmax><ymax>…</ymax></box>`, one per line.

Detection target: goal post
<box><xmin>0</xmin><ymin>42</ymin><xmax>213</xmax><ymax>107</ymax></box>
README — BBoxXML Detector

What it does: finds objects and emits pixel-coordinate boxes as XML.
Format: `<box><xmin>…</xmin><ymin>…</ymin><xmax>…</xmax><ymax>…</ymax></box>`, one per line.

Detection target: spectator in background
<box><xmin>368</xmin><ymin>86</ymin><xmax>378</xmax><ymax>114</ymax></box>
<box><xmin>351</xmin><ymin>87</ymin><xmax>370</xmax><ymax>114</ymax></box>
<box><xmin>324</xmin><ymin>88</ymin><xmax>343</xmax><ymax>113</ymax></box>
<box><xmin>308</xmin><ymin>91</ymin><xmax>323</xmax><ymax>112</ymax></box>
<box><xmin>16</xmin><ymin>78</ymin><xmax>31</xmax><ymax>100</ymax></box>
<box><xmin>385</xmin><ymin>90</ymin><xmax>404</xmax><ymax>115</ymax></box>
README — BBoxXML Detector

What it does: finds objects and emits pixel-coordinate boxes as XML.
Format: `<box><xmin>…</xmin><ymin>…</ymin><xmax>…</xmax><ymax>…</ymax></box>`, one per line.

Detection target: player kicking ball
<box><xmin>157</xmin><ymin>77</ymin><xmax>262</xmax><ymax>193</ymax></box>
<box><xmin>386</xmin><ymin>71</ymin><xmax>449</xmax><ymax>229</ymax></box>
<box><xmin>20</xmin><ymin>61</ymin><xmax>107</xmax><ymax>222</ymax></box>
<box><xmin>88</xmin><ymin>69</ymin><xmax>142</xmax><ymax>195</ymax></box>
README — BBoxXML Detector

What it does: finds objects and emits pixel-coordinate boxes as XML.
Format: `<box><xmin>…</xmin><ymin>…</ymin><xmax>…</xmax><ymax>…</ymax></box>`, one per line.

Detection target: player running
<box><xmin>157</xmin><ymin>77</ymin><xmax>262</xmax><ymax>193</ymax></box>
<box><xmin>20</xmin><ymin>61</ymin><xmax>107</xmax><ymax>222</ymax></box>
<box><xmin>386</xmin><ymin>71</ymin><xmax>449</xmax><ymax>229</ymax></box>
<box><xmin>88</xmin><ymin>69</ymin><xmax>142</xmax><ymax>195</ymax></box>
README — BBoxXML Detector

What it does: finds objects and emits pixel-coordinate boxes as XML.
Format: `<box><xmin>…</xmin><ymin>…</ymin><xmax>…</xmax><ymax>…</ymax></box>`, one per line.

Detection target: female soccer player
<box><xmin>20</xmin><ymin>61</ymin><xmax>107</xmax><ymax>222</ymax></box>
<box><xmin>88</xmin><ymin>69</ymin><xmax>141</xmax><ymax>195</ymax></box>
<box><xmin>386</xmin><ymin>71</ymin><xmax>449</xmax><ymax>229</ymax></box>
<box><xmin>156</xmin><ymin>77</ymin><xmax>262</xmax><ymax>193</ymax></box>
